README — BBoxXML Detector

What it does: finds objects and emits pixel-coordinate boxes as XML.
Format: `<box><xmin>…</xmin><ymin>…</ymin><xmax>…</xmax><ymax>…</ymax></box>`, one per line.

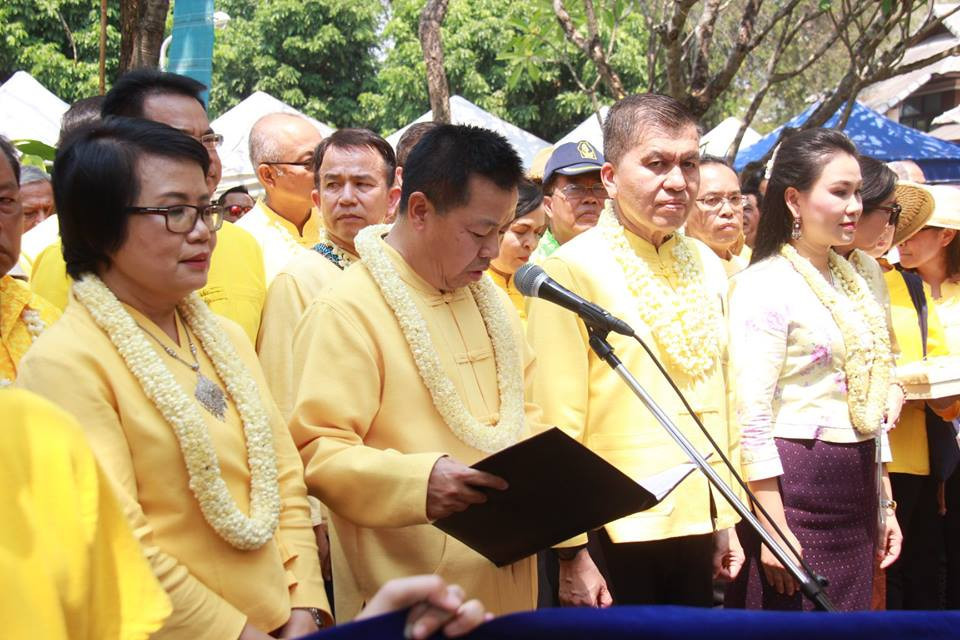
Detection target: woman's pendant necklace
<box><xmin>138</xmin><ymin>316</ymin><xmax>228</xmax><ymax>421</ymax></box>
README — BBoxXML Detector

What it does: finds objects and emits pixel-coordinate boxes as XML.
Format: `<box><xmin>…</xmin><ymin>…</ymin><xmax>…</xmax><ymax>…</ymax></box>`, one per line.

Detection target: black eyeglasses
<box><xmin>556</xmin><ymin>183</ymin><xmax>607</xmax><ymax>200</ymax></box>
<box><xmin>261</xmin><ymin>159</ymin><xmax>314</xmax><ymax>168</ymax></box>
<box><xmin>873</xmin><ymin>202</ymin><xmax>902</xmax><ymax>226</ymax></box>
<box><xmin>127</xmin><ymin>204</ymin><xmax>224</xmax><ymax>233</ymax></box>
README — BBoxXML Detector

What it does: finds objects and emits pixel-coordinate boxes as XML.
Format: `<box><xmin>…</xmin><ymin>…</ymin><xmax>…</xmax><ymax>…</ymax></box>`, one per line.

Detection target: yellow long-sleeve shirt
<box><xmin>236</xmin><ymin>199</ymin><xmax>322</xmax><ymax>285</ymax></box>
<box><xmin>289</xmin><ymin>238</ymin><xmax>539</xmax><ymax>621</ymax></box>
<box><xmin>16</xmin><ymin>297</ymin><xmax>329</xmax><ymax>637</ymax></box>
<box><xmin>0</xmin><ymin>389</ymin><xmax>171</xmax><ymax>640</ymax></box>
<box><xmin>28</xmin><ymin>221</ymin><xmax>266</xmax><ymax>344</ymax></box>
<box><xmin>526</xmin><ymin>226</ymin><xmax>740</xmax><ymax>545</ymax></box>
<box><xmin>1</xmin><ymin>274</ymin><xmax>60</xmax><ymax>383</ymax></box>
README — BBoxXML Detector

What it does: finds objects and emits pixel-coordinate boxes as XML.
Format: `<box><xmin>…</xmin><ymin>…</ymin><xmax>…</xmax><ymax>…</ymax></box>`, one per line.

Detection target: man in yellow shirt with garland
<box><xmin>526</xmin><ymin>94</ymin><xmax>742</xmax><ymax>607</ymax></box>
<box><xmin>28</xmin><ymin>71</ymin><xmax>266</xmax><ymax>343</ymax></box>
<box><xmin>238</xmin><ymin>113</ymin><xmax>325</xmax><ymax>284</ymax></box>
<box><xmin>258</xmin><ymin>128</ymin><xmax>400</xmax><ymax>421</ymax></box>
<box><xmin>0</xmin><ymin>136</ymin><xmax>59</xmax><ymax>384</ymax></box>
<box><xmin>289</xmin><ymin>125</ymin><xmax>539</xmax><ymax>621</ymax></box>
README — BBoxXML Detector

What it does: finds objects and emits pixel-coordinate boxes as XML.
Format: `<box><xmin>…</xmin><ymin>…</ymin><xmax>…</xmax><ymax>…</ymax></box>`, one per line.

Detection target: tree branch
<box><xmin>553</xmin><ymin>0</ymin><xmax>626</xmax><ymax>98</ymax></box>
<box><xmin>419</xmin><ymin>0</ymin><xmax>452</xmax><ymax>123</ymax></box>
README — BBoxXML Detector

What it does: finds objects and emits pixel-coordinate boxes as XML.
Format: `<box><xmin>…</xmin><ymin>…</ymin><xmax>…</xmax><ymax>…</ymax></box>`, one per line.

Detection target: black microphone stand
<box><xmin>586</xmin><ymin>326</ymin><xmax>837</xmax><ymax>612</ymax></box>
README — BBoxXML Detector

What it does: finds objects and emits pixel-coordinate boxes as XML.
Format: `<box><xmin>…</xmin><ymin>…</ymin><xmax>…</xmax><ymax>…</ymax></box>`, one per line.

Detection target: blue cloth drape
<box><xmin>167</xmin><ymin>0</ymin><xmax>214</xmax><ymax>105</ymax></box>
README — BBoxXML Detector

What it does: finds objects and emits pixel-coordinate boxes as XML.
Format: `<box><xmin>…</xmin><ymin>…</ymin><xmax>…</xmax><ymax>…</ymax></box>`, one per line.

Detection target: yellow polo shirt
<box><xmin>28</xmin><ymin>222</ymin><xmax>266</xmax><ymax>344</ymax></box>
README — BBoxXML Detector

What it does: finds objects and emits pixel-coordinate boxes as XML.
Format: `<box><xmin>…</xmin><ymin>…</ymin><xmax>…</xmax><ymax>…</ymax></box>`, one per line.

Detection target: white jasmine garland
<box><xmin>73</xmin><ymin>274</ymin><xmax>281</xmax><ymax>550</ymax></box>
<box><xmin>21</xmin><ymin>308</ymin><xmax>45</xmax><ymax>340</ymax></box>
<box><xmin>598</xmin><ymin>203</ymin><xmax>722</xmax><ymax>379</ymax></box>
<box><xmin>355</xmin><ymin>224</ymin><xmax>525</xmax><ymax>453</ymax></box>
<box><xmin>779</xmin><ymin>245</ymin><xmax>891</xmax><ymax>435</ymax></box>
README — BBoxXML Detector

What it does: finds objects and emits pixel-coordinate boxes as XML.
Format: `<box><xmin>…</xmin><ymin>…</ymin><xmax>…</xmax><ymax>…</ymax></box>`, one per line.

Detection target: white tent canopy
<box><xmin>0</xmin><ymin>71</ymin><xmax>68</xmax><ymax>146</ymax></box>
<box><xmin>555</xmin><ymin>107</ymin><xmax>608</xmax><ymax>151</ymax></box>
<box><xmin>700</xmin><ymin>117</ymin><xmax>761</xmax><ymax>158</ymax></box>
<box><xmin>386</xmin><ymin>95</ymin><xmax>550</xmax><ymax>169</ymax></box>
<box><xmin>211</xmin><ymin>91</ymin><xmax>334</xmax><ymax>193</ymax></box>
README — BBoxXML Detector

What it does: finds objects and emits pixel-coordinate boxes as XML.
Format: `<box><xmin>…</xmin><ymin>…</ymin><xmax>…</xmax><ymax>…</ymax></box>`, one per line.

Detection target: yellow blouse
<box><xmin>526</xmin><ymin>227</ymin><xmax>740</xmax><ymax>545</ymax></box>
<box><xmin>236</xmin><ymin>199</ymin><xmax>322</xmax><ymax>284</ymax></box>
<box><xmin>884</xmin><ymin>270</ymin><xmax>950</xmax><ymax>476</ymax></box>
<box><xmin>1</xmin><ymin>274</ymin><xmax>60</xmax><ymax>384</ymax></box>
<box><xmin>27</xmin><ymin>222</ymin><xmax>267</xmax><ymax>344</ymax></box>
<box><xmin>486</xmin><ymin>267</ymin><xmax>527</xmax><ymax>322</ymax></box>
<box><xmin>16</xmin><ymin>297</ymin><xmax>328</xmax><ymax>637</ymax></box>
<box><xmin>936</xmin><ymin>279</ymin><xmax>960</xmax><ymax>353</ymax></box>
<box><xmin>0</xmin><ymin>389</ymin><xmax>171</xmax><ymax>640</ymax></box>
<box><xmin>289</xmin><ymin>238</ymin><xmax>539</xmax><ymax>621</ymax></box>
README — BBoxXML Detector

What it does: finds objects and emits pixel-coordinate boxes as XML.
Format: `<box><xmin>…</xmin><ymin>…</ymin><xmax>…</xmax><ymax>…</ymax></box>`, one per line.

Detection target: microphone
<box><xmin>514</xmin><ymin>263</ymin><xmax>634</xmax><ymax>337</ymax></box>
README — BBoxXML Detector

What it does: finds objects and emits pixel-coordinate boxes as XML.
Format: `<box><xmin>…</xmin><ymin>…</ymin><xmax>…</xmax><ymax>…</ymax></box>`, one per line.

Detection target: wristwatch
<box><xmin>554</xmin><ymin>544</ymin><xmax>587</xmax><ymax>561</ymax></box>
<box><xmin>881</xmin><ymin>498</ymin><xmax>897</xmax><ymax>511</ymax></box>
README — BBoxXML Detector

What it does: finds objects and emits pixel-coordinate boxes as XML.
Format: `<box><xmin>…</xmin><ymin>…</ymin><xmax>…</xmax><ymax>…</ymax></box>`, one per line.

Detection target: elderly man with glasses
<box><xmin>683</xmin><ymin>155</ymin><xmax>751</xmax><ymax>277</ymax></box>
<box><xmin>530</xmin><ymin>140</ymin><xmax>607</xmax><ymax>262</ymax></box>
<box><xmin>238</xmin><ymin>113</ymin><xmax>326</xmax><ymax>283</ymax></box>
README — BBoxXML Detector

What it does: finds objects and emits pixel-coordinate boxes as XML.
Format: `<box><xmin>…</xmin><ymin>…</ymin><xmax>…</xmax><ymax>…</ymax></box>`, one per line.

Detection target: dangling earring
<box><xmin>791</xmin><ymin>217</ymin><xmax>802</xmax><ymax>240</ymax></box>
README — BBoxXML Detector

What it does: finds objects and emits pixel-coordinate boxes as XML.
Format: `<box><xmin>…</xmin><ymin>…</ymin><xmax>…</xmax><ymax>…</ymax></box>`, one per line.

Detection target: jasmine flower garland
<box><xmin>73</xmin><ymin>274</ymin><xmax>281</xmax><ymax>550</ymax></box>
<box><xmin>598</xmin><ymin>203</ymin><xmax>722</xmax><ymax>379</ymax></box>
<box><xmin>355</xmin><ymin>224</ymin><xmax>525</xmax><ymax>453</ymax></box>
<box><xmin>779</xmin><ymin>245</ymin><xmax>892</xmax><ymax>435</ymax></box>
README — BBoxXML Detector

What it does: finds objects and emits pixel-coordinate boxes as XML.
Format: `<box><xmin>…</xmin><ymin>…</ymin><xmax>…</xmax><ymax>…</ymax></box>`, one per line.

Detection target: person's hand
<box><xmin>713</xmin><ymin>527</ymin><xmax>745</xmax><ymax>582</ymax></box>
<box><xmin>883</xmin><ymin>383</ymin><xmax>906</xmax><ymax>430</ymax></box>
<box><xmin>275</xmin><ymin>609</ymin><xmax>320</xmax><ymax>638</ymax></box>
<box><xmin>314</xmin><ymin>522</ymin><xmax>332</xmax><ymax>581</ymax></box>
<box><xmin>878</xmin><ymin>510</ymin><xmax>903</xmax><ymax>569</ymax></box>
<box><xmin>237</xmin><ymin>623</ymin><xmax>272</xmax><ymax>640</ymax></box>
<box><xmin>357</xmin><ymin>575</ymin><xmax>491</xmax><ymax>639</ymax></box>
<box><xmin>426</xmin><ymin>457</ymin><xmax>508</xmax><ymax>521</ymax></box>
<box><xmin>759</xmin><ymin>527</ymin><xmax>802</xmax><ymax>596</ymax></box>
<box><xmin>558</xmin><ymin>548</ymin><xmax>613</xmax><ymax>608</ymax></box>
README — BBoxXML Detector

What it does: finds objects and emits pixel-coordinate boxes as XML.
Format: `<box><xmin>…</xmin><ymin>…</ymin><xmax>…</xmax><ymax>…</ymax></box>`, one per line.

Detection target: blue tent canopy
<box><xmin>734</xmin><ymin>101</ymin><xmax>960</xmax><ymax>183</ymax></box>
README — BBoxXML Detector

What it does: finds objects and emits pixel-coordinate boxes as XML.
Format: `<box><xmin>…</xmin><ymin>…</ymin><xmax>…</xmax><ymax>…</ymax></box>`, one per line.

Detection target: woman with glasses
<box><xmin>725</xmin><ymin>129</ymin><xmax>902</xmax><ymax>611</ymax></box>
<box><xmin>684</xmin><ymin>156</ymin><xmax>750</xmax><ymax>276</ymax></box>
<box><xmin>16</xmin><ymin>117</ymin><xmax>331</xmax><ymax>639</ymax></box>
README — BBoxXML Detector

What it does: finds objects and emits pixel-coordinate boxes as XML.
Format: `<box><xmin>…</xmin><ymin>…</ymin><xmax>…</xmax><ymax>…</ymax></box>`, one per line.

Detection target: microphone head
<box><xmin>514</xmin><ymin>262</ymin><xmax>547</xmax><ymax>297</ymax></box>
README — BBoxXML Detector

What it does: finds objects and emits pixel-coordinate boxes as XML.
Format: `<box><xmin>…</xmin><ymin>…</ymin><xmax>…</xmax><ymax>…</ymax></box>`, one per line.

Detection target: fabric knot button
<box><xmin>455</xmin><ymin>348</ymin><xmax>493</xmax><ymax>364</ymax></box>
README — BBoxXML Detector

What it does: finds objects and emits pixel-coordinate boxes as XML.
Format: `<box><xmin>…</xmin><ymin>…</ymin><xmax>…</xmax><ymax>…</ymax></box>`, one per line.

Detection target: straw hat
<box><xmin>892</xmin><ymin>181</ymin><xmax>936</xmax><ymax>245</ymax></box>
<box><xmin>924</xmin><ymin>184</ymin><xmax>960</xmax><ymax>231</ymax></box>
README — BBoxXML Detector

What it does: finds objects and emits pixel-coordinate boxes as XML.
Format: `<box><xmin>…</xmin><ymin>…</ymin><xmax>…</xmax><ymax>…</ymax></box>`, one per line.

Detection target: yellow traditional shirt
<box><xmin>1</xmin><ymin>274</ymin><xmax>60</xmax><ymax>384</ymax></box>
<box><xmin>728</xmin><ymin>256</ymin><xmax>893</xmax><ymax>481</ymax></box>
<box><xmin>526</xmin><ymin>227</ymin><xmax>740</xmax><ymax>545</ymax></box>
<box><xmin>27</xmin><ymin>221</ymin><xmax>266</xmax><ymax>344</ymax></box>
<box><xmin>884</xmin><ymin>269</ymin><xmax>950</xmax><ymax>476</ymax></box>
<box><xmin>236</xmin><ymin>199</ymin><xmax>321</xmax><ymax>284</ymax></box>
<box><xmin>289</xmin><ymin>238</ymin><xmax>540</xmax><ymax>621</ymax></box>
<box><xmin>17</xmin><ymin>214</ymin><xmax>60</xmax><ymax>277</ymax></box>
<box><xmin>486</xmin><ymin>267</ymin><xmax>527</xmax><ymax>322</ymax></box>
<box><xmin>0</xmin><ymin>389</ymin><xmax>171</xmax><ymax>640</ymax></box>
<box><xmin>16</xmin><ymin>298</ymin><xmax>329</xmax><ymax>637</ymax></box>
<box><xmin>258</xmin><ymin>248</ymin><xmax>353</xmax><ymax>422</ymax></box>
<box><xmin>935</xmin><ymin>280</ymin><xmax>960</xmax><ymax>353</ymax></box>
<box><xmin>721</xmin><ymin>246</ymin><xmax>751</xmax><ymax>278</ymax></box>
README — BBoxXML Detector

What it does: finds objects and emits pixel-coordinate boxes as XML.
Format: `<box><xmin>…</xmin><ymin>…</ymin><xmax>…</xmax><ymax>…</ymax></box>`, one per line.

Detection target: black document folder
<box><xmin>433</xmin><ymin>427</ymin><xmax>698</xmax><ymax>566</ymax></box>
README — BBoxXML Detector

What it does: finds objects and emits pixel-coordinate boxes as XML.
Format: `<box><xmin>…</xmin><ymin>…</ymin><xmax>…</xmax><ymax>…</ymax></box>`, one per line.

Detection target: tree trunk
<box><xmin>419</xmin><ymin>0</ymin><xmax>452</xmax><ymax>123</ymax></box>
<box><xmin>120</xmin><ymin>0</ymin><xmax>170</xmax><ymax>73</ymax></box>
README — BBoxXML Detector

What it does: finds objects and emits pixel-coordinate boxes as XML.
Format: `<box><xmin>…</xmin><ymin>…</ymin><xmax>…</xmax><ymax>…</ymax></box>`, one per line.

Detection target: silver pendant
<box><xmin>195</xmin><ymin>373</ymin><xmax>227</xmax><ymax>421</ymax></box>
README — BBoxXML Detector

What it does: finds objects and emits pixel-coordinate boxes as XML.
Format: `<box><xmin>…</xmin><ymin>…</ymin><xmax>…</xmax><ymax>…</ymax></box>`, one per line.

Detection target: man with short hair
<box><xmin>289</xmin><ymin>125</ymin><xmax>539</xmax><ymax>621</ymax></box>
<box><xmin>239</xmin><ymin>113</ymin><xmax>325</xmax><ymax>283</ymax></box>
<box><xmin>530</xmin><ymin>140</ymin><xmax>606</xmax><ymax>262</ymax></box>
<box><xmin>684</xmin><ymin>156</ymin><xmax>750</xmax><ymax>276</ymax></box>
<box><xmin>527</xmin><ymin>94</ymin><xmax>742</xmax><ymax>607</ymax></box>
<box><xmin>258</xmin><ymin>128</ymin><xmax>400</xmax><ymax>420</ymax></box>
<box><xmin>29</xmin><ymin>70</ymin><xmax>266</xmax><ymax>343</ymax></box>
<box><xmin>18</xmin><ymin>166</ymin><xmax>54</xmax><ymax>234</ymax></box>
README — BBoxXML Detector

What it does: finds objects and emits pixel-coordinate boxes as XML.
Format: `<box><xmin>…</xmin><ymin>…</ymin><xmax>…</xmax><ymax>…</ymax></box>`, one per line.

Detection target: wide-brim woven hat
<box><xmin>892</xmin><ymin>181</ymin><xmax>936</xmax><ymax>246</ymax></box>
<box><xmin>925</xmin><ymin>184</ymin><xmax>960</xmax><ymax>232</ymax></box>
